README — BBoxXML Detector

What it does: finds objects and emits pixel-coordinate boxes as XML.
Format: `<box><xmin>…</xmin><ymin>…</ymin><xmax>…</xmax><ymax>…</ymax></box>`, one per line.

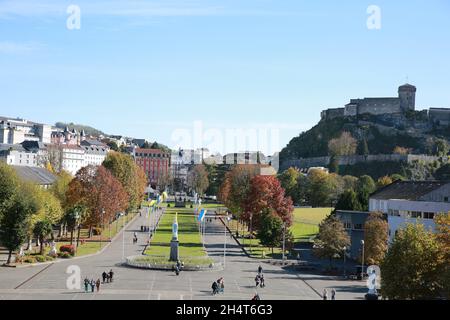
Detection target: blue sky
<box><xmin>1</xmin><ymin>0</ymin><xmax>450</xmax><ymax>154</ymax></box>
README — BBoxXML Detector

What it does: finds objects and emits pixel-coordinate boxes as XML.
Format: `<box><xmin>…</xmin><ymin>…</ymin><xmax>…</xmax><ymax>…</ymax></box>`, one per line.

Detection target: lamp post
<box><xmin>74</xmin><ymin>209</ymin><xmax>81</xmax><ymax>253</ymax></box>
<box><xmin>343</xmin><ymin>246</ymin><xmax>347</xmax><ymax>278</ymax></box>
<box><xmin>282</xmin><ymin>222</ymin><xmax>286</xmax><ymax>262</ymax></box>
<box><xmin>360</xmin><ymin>240</ymin><xmax>365</xmax><ymax>280</ymax></box>
<box><xmin>100</xmin><ymin>208</ymin><xmax>105</xmax><ymax>249</ymax></box>
<box><xmin>120</xmin><ymin>213</ymin><xmax>125</xmax><ymax>262</ymax></box>
<box><xmin>249</xmin><ymin>214</ymin><xmax>253</xmax><ymax>254</ymax></box>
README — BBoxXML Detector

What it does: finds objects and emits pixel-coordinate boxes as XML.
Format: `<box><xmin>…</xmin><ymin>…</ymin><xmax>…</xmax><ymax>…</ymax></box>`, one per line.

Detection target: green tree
<box><xmin>363</xmin><ymin>212</ymin><xmax>388</xmax><ymax>265</ymax></box>
<box><xmin>50</xmin><ymin>170</ymin><xmax>73</xmax><ymax>210</ymax></box>
<box><xmin>257</xmin><ymin>209</ymin><xmax>284</xmax><ymax>254</ymax></box>
<box><xmin>306</xmin><ymin>169</ymin><xmax>333</xmax><ymax>207</ymax></box>
<box><xmin>33</xmin><ymin>219</ymin><xmax>53</xmax><ymax>255</ymax></box>
<box><xmin>434</xmin><ymin>138</ymin><xmax>450</xmax><ymax>157</ymax></box>
<box><xmin>0</xmin><ymin>163</ymin><xmax>20</xmax><ymax>221</ymax></box>
<box><xmin>0</xmin><ymin>191</ymin><xmax>36</xmax><ymax>264</ymax></box>
<box><xmin>278</xmin><ymin>167</ymin><xmax>302</xmax><ymax>205</ymax></box>
<box><xmin>328</xmin><ymin>155</ymin><xmax>340</xmax><ymax>174</ymax></box>
<box><xmin>106</xmin><ymin>140</ymin><xmax>119</xmax><ymax>151</ymax></box>
<box><xmin>357</xmin><ymin>138</ymin><xmax>369</xmax><ymax>156</ymax></box>
<box><xmin>334</xmin><ymin>189</ymin><xmax>362</xmax><ymax>212</ymax></box>
<box><xmin>356</xmin><ymin>175</ymin><xmax>376</xmax><ymax>210</ymax></box>
<box><xmin>380</xmin><ymin>224</ymin><xmax>443</xmax><ymax>300</ymax></box>
<box><xmin>313</xmin><ymin>215</ymin><xmax>350</xmax><ymax>267</ymax></box>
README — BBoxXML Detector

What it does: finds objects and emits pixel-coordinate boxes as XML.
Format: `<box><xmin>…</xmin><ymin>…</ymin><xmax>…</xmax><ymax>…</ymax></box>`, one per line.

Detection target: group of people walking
<box><xmin>255</xmin><ymin>265</ymin><xmax>266</xmax><ymax>288</ymax></box>
<box><xmin>322</xmin><ymin>288</ymin><xmax>337</xmax><ymax>300</ymax></box>
<box><xmin>211</xmin><ymin>277</ymin><xmax>225</xmax><ymax>295</ymax></box>
<box><xmin>83</xmin><ymin>269</ymin><xmax>114</xmax><ymax>293</ymax></box>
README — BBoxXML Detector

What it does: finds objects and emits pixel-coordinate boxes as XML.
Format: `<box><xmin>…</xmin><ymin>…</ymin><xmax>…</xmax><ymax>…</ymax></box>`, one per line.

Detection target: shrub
<box><xmin>58</xmin><ymin>252</ymin><xmax>72</xmax><ymax>259</ymax></box>
<box><xmin>23</xmin><ymin>256</ymin><xmax>36</xmax><ymax>264</ymax></box>
<box><xmin>60</xmin><ymin>244</ymin><xmax>75</xmax><ymax>256</ymax></box>
<box><xmin>46</xmin><ymin>256</ymin><xmax>55</xmax><ymax>261</ymax></box>
<box><xmin>35</xmin><ymin>255</ymin><xmax>46</xmax><ymax>263</ymax></box>
<box><xmin>167</xmin><ymin>203</ymin><xmax>171</xmax><ymax>208</ymax></box>
<box><xmin>92</xmin><ymin>227</ymin><xmax>102</xmax><ymax>236</ymax></box>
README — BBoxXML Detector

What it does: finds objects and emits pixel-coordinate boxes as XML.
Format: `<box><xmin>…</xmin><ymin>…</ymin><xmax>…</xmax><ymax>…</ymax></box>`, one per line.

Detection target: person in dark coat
<box><xmin>109</xmin><ymin>269</ymin><xmax>114</xmax><ymax>282</ymax></box>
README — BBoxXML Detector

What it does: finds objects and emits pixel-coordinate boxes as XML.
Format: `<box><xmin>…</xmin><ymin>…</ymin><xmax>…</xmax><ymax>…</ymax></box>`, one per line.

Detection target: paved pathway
<box><xmin>0</xmin><ymin>209</ymin><xmax>366</xmax><ymax>300</ymax></box>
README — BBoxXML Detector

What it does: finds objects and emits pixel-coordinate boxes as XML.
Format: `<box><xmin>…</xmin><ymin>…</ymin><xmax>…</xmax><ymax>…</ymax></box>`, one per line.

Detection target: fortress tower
<box><xmin>398</xmin><ymin>83</ymin><xmax>416</xmax><ymax>112</ymax></box>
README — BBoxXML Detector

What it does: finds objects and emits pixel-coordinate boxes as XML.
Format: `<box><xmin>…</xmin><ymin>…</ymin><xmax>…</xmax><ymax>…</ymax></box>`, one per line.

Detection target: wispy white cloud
<box><xmin>0</xmin><ymin>41</ymin><xmax>43</xmax><ymax>54</ymax></box>
<box><xmin>0</xmin><ymin>0</ymin><xmax>224</xmax><ymax>18</ymax></box>
<box><xmin>0</xmin><ymin>0</ymin><xmax>315</xmax><ymax>19</ymax></box>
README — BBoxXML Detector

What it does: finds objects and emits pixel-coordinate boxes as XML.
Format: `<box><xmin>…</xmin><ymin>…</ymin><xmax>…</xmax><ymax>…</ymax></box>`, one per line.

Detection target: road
<box><xmin>0</xmin><ymin>209</ymin><xmax>366</xmax><ymax>300</ymax></box>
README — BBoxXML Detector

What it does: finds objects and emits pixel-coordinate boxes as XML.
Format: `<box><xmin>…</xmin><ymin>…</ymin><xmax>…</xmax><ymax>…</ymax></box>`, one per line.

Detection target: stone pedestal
<box><xmin>170</xmin><ymin>240</ymin><xmax>179</xmax><ymax>262</ymax></box>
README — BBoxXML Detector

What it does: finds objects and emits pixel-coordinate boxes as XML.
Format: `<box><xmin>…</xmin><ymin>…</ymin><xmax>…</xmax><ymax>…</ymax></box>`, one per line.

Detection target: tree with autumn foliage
<box><xmin>102</xmin><ymin>152</ymin><xmax>147</xmax><ymax>212</ymax></box>
<box><xmin>363</xmin><ymin>212</ymin><xmax>389</xmax><ymax>265</ymax></box>
<box><xmin>66</xmin><ymin>165</ymin><xmax>128</xmax><ymax>237</ymax></box>
<box><xmin>434</xmin><ymin>214</ymin><xmax>450</xmax><ymax>298</ymax></box>
<box><xmin>242</xmin><ymin>175</ymin><xmax>294</xmax><ymax>233</ymax></box>
<box><xmin>187</xmin><ymin>165</ymin><xmax>209</xmax><ymax>196</ymax></box>
<box><xmin>313</xmin><ymin>215</ymin><xmax>350</xmax><ymax>267</ymax></box>
<box><xmin>218</xmin><ymin>165</ymin><xmax>260</xmax><ymax>217</ymax></box>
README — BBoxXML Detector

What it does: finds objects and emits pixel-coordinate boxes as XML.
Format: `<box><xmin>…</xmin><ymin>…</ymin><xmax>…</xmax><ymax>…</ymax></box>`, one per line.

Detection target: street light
<box><xmin>282</xmin><ymin>222</ymin><xmax>286</xmax><ymax>262</ymax></box>
<box><xmin>100</xmin><ymin>208</ymin><xmax>105</xmax><ymax>249</ymax></box>
<box><xmin>343</xmin><ymin>246</ymin><xmax>347</xmax><ymax>278</ymax></box>
<box><xmin>249</xmin><ymin>214</ymin><xmax>253</xmax><ymax>254</ymax></box>
<box><xmin>360</xmin><ymin>240</ymin><xmax>365</xmax><ymax>280</ymax></box>
<box><xmin>120</xmin><ymin>212</ymin><xmax>125</xmax><ymax>262</ymax></box>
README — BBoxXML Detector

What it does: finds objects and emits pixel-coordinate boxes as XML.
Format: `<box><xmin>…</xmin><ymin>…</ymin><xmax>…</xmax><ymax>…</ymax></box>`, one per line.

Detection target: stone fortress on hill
<box><xmin>321</xmin><ymin>83</ymin><xmax>450</xmax><ymax>126</ymax></box>
<box><xmin>280</xmin><ymin>84</ymin><xmax>450</xmax><ymax>171</ymax></box>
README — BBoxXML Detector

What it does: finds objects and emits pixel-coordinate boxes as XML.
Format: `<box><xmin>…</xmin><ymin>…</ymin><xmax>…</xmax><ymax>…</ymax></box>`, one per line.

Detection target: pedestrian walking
<box><xmin>258</xmin><ymin>265</ymin><xmax>263</xmax><ymax>275</ymax></box>
<box><xmin>252</xmin><ymin>293</ymin><xmax>260</xmax><ymax>301</ymax></box>
<box><xmin>90</xmin><ymin>279</ymin><xmax>95</xmax><ymax>293</ymax></box>
<box><xmin>323</xmin><ymin>289</ymin><xmax>328</xmax><ymax>300</ymax></box>
<box><xmin>96</xmin><ymin>279</ymin><xmax>101</xmax><ymax>292</ymax></box>
<box><xmin>109</xmin><ymin>269</ymin><xmax>114</xmax><ymax>282</ymax></box>
<box><xmin>102</xmin><ymin>271</ymin><xmax>107</xmax><ymax>283</ymax></box>
<box><xmin>84</xmin><ymin>278</ymin><xmax>89</xmax><ymax>293</ymax></box>
<box><xmin>219</xmin><ymin>278</ymin><xmax>225</xmax><ymax>294</ymax></box>
<box><xmin>260</xmin><ymin>274</ymin><xmax>265</xmax><ymax>288</ymax></box>
<box><xmin>255</xmin><ymin>274</ymin><xmax>260</xmax><ymax>287</ymax></box>
<box><xmin>331</xmin><ymin>289</ymin><xmax>336</xmax><ymax>300</ymax></box>
<box><xmin>212</xmin><ymin>281</ymin><xmax>218</xmax><ymax>295</ymax></box>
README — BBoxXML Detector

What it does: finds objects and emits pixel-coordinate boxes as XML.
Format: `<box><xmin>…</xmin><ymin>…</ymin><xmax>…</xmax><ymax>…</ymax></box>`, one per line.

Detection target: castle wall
<box><xmin>281</xmin><ymin>154</ymin><xmax>444</xmax><ymax>171</ymax></box>
<box><xmin>357</xmin><ymin>98</ymin><xmax>401</xmax><ymax>115</ymax></box>
<box><xmin>429</xmin><ymin>108</ymin><xmax>450</xmax><ymax>126</ymax></box>
<box><xmin>321</xmin><ymin>108</ymin><xmax>344</xmax><ymax>120</ymax></box>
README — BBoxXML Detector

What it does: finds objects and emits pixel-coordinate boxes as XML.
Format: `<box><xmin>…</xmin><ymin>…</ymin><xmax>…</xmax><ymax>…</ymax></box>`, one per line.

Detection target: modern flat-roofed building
<box><xmin>369</xmin><ymin>180</ymin><xmax>450</xmax><ymax>241</ymax></box>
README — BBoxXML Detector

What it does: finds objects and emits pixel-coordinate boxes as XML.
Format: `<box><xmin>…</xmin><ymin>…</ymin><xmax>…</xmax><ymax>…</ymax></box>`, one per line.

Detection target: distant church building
<box><xmin>321</xmin><ymin>84</ymin><xmax>417</xmax><ymax>120</ymax></box>
<box><xmin>51</xmin><ymin>127</ymin><xmax>86</xmax><ymax>145</ymax></box>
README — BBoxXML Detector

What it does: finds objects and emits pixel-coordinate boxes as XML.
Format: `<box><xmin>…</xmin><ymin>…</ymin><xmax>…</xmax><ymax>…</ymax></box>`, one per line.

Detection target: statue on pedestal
<box><xmin>170</xmin><ymin>213</ymin><xmax>179</xmax><ymax>261</ymax></box>
<box><xmin>49</xmin><ymin>241</ymin><xmax>57</xmax><ymax>257</ymax></box>
<box><xmin>172</xmin><ymin>213</ymin><xmax>178</xmax><ymax>241</ymax></box>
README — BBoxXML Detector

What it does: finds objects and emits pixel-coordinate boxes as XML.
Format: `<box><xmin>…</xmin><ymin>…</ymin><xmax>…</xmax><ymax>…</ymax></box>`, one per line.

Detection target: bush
<box><xmin>92</xmin><ymin>227</ymin><xmax>102</xmax><ymax>236</ymax></box>
<box><xmin>35</xmin><ymin>255</ymin><xmax>46</xmax><ymax>263</ymax></box>
<box><xmin>60</xmin><ymin>244</ymin><xmax>75</xmax><ymax>256</ymax></box>
<box><xmin>167</xmin><ymin>203</ymin><xmax>171</xmax><ymax>208</ymax></box>
<box><xmin>46</xmin><ymin>256</ymin><xmax>55</xmax><ymax>261</ymax></box>
<box><xmin>23</xmin><ymin>256</ymin><xmax>36</xmax><ymax>264</ymax></box>
<box><xmin>58</xmin><ymin>252</ymin><xmax>72</xmax><ymax>259</ymax></box>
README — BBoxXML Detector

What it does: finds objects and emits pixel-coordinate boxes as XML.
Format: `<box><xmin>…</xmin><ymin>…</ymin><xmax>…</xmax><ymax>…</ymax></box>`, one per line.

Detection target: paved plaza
<box><xmin>0</xmin><ymin>209</ymin><xmax>366</xmax><ymax>300</ymax></box>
